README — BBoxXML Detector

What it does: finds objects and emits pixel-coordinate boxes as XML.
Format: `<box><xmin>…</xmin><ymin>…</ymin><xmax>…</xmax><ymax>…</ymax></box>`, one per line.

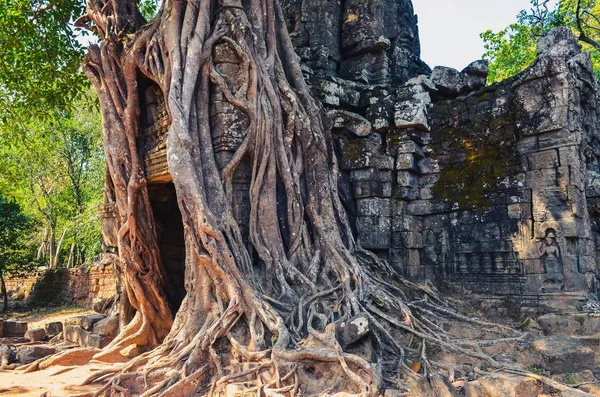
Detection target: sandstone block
<box><xmin>65</xmin><ymin>316</ymin><xmax>86</xmax><ymax>327</ymax></box>
<box><xmin>86</xmin><ymin>333</ymin><xmax>113</xmax><ymax>349</ymax></box>
<box><xmin>328</xmin><ymin>109</ymin><xmax>372</xmax><ymax>137</ymax></box>
<box><xmin>528</xmin><ymin>149</ymin><xmax>559</xmax><ymax>170</ymax></box>
<box><xmin>528</xmin><ymin>336</ymin><xmax>595</xmax><ymax>373</ymax></box>
<box><xmin>3</xmin><ymin>321</ymin><xmax>27</xmax><ymax>337</ymax></box>
<box><xmin>357</xmin><ymin>216</ymin><xmax>391</xmax><ymax>249</ymax></box>
<box><xmin>537</xmin><ymin>313</ymin><xmax>600</xmax><ymax>336</ymax></box>
<box><xmin>64</xmin><ymin>325</ymin><xmax>91</xmax><ymax>347</ymax></box>
<box><xmin>462</xmin><ymin>59</ymin><xmax>489</xmax><ymax>78</ymax></box>
<box><xmin>44</xmin><ymin>321</ymin><xmax>63</xmax><ymax>336</ymax></box>
<box><xmin>356</xmin><ymin>198</ymin><xmax>391</xmax><ymax>217</ymax></box>
<box><xmin>397</xmin><ymin>171</ymin><xmax>417</xmax><ymax>187</ymax></box>
<box><xmin>24</xmin><ymin>328</ymin><xmax>46</xmax><ymax>342</ymax></box>
<box><xmin>396</xmin><ymin>153</ymin><xmax>418</xmax><ymax>171</ymax></box>
<box><xmin>16</xmin><ymin>345</ymin><xmax>55</xmax><ymax>364</ymax></box>
<box><xmin>93</xmin><ymin>316</ymin><xmax>119</xmax><ymax>337</ymax></box>
<box><xmin>394</xmin><ymin>95</ymin><xmax>430</xmax><ymax>131</ymax></box>
<box><xmin>81</xmin><ymin>314</ymin><xmax>106</xmax><ymax>331</ymax></box>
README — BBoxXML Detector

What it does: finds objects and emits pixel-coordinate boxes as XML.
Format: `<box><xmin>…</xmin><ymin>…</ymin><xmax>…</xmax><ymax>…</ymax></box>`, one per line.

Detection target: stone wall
<box><xmin>5</xmin><ymin>258</ymin><xmax>117</xmax><ymax>308</ymax></box>
<box><xmin>322</xmin><ymin>27</ymin><xmax>599</xmax><ymax>315</ymax></box>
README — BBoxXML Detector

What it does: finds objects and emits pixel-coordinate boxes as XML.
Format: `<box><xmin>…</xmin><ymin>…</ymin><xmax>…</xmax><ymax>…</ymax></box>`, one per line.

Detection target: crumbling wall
<box><xmin>5</xmin><ymin>258</ymin><xmax>117</xmax><ymax>308</ymax></box>
<box><xmin>302</xmin><ymin>25</ymin><xmax>599</xmax><ymax>314</ymax></box>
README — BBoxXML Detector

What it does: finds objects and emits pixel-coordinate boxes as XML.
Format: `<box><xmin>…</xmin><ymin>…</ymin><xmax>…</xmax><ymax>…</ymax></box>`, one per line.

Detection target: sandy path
<box><xmin>0</xmin><ymin>363</ymin><xmax>116</xmax><ymax>396</ymax></box>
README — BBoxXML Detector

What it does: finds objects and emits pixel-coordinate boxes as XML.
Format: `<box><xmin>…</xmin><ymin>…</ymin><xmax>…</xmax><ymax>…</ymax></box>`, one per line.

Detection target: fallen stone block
<box><xmin>87</xmin><ymin>333</ymin><xmax>113</xmax><ymax>349</ymax></box>
<box><xmin>537</xmin><ymin>313</ymin><xmax>600</xmax><ymax>336</ymax></box>
<box><xmin>24</xmin><ymin>327</ymin><xmax>46</xmax><ymax>342</ymax></box>
<box><xmin>93</xmin><ymin>316</ymin><xmax>118</xmax><ymax>337</ymax></box>
<box><xmin>16</xmin><ymin>345</ymin><xmax>56</xmax><ymax>364</ymax></box>
<box><xmin>64</xmin><ymin>325</ymin><xmax>91</xmax><ymax>347</ymax></box>
<box><xmin>81</xmin><ymin>314</ymin><xmax>106</xmax><ymax>331</ymax></box>
<box><xmin>3</xmin><ymin>321</ymin><xmax>27</xmax><ymax>337</ymax></box>
<box><xmin>337</xmin><ymin>314</ymin><xmax>370</xmax><ymax>347</ymax></box>
<box><xmin>44</xmin><ymin>321</ymin><xmax>63</xmax><ymax>336</ymax></box>
<box><xmin>64</xmin><ymin>316</ymin><xmax>86</xmax><ymax>328</ymax></box>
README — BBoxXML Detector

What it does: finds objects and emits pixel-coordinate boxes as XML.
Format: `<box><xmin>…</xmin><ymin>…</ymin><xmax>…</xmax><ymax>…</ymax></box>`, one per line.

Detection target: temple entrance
<box><xmin>148</xmin><ymin>183</ymin><xmax>186</xmax><ymax>314</ymax></box>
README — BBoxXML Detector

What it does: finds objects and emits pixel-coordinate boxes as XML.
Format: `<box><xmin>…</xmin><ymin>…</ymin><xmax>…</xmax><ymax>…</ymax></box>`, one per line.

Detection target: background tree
<box><xmin>0</xmin><ymin>0</ymin><xmax>88</xmax><ymax>124</ymax></box>
<box><xmin>0</xmin><ymin>100</ymin><xmax>105</xmax><ymax>268</ymax></box>
<box><xmin>0</xmin><ymin>195</ymin><xmax>36</xmax><ymax>312</ymax></box>
<box><xmin>481</xmin><ymin>0</ymin><xmax>600</xmax><ymax>83</ymax></box>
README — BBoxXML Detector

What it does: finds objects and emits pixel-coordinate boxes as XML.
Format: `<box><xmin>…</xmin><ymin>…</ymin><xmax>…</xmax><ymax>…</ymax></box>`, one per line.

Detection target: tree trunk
<box><xmin>0</xmin><ymin>267</ymin><xmax>7</xmax><ymax>313</ymax></box>
<box><xmin>75</xmin><ymin>0</ymin><xmax>512</xmax><ymax>394</ymax></box>
<box><xmin>53</xmin><ymin>228</ymin><xmax>67</xmax><ymax>268</ymax></box>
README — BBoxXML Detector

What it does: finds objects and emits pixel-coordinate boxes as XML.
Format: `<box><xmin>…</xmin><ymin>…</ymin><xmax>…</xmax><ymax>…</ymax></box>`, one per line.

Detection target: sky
<box><xmin>413</xmin><ymin>0</ymin><xmax>558</xmax><ymax>70</ymax></box>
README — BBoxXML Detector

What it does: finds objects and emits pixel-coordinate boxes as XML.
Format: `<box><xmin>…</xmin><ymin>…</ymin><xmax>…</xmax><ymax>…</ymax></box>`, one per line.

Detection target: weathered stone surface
<box><xmin>537</xmin><ymin>313</ymin><xmax>600</xmax><ymax>336</ymax></box>
<box><xmin>431</xmin><ymin>65</ymin><xmax>486</xmax><ymax>97</ymax></box>
<box><xmin>282</xmin><ymin>0</ymin><xmax>430</xmax><ymax>84</ymax></box>
<box><xmin>462</xmin><ymin>59</ymin><xmax>489</xmax><ymax>78</ymax></box>
<box><xmin>86</xmin><ymin>333</ymin><xmax>113</xmax><ymax>349</ymax></box>
<box><xmin>4</xmin><ymin>258</ymin><xmax>117</xmax><ymax>309</ymax></box>
<box><xmin>337</xmin><ymin>314</ymin><xmax>370</xmax><ymax>347</ymax></box>
<box><xmin>81</xmin><ymin>314</ymin><xmax>106</xmax><ymax>332</ymax></box>
<box><xmin>3</xmin><ymin>321</ymin><xmax>27</xmax><ymax>337</ymax></box>
<box><xmin>523</xmin><ymin>336</ymin><xmax>595</xmax><ymax>373</ymax></box>
<box><xmin>44</xmin><ymin>321</ymin><xmax>63</xmax><ymax>336</ymax></box>
<box><xmin>24</xmin><ymin>328</ymin><xmax>46</xmax><ymax>342</ymax></box>
<box><xmin>464</xmin><ymin>373</ymin><xmax>543</xmax><ymax>397</ymax></box>
<box><xmin>16</xmin><ymin>345</ymin><xmax>56</xmax><ymax>364</ymax></box>
<box><xmin>328</xmin><ymin>109</ymin><xmax>372</xmax><ymax>137</ymax></box>
<box><xmin>93</xmin><ymin>316</ymin><xmax>119</xmax><ymax>337</ymax></box>
<box><xmin>64</xmin><ymin>325</ymin><xmax>91</xmax><ymax>347</ymax></box>
<box><xmin>0</xmin><ymin>319</ymin><xmax>3</xmax><ymax>338</ymax></box>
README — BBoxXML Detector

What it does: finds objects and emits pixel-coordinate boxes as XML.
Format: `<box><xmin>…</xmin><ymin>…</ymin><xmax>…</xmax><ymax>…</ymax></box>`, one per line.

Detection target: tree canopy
<box><xmin>0</xmin><ymin>195</ymin><xmax>36</xmax><ymax>311</ymax></box>
<box><xmin>481</xmin><ymin>0</ymin><xmax>600</xmax><ymax>83</ymax></box>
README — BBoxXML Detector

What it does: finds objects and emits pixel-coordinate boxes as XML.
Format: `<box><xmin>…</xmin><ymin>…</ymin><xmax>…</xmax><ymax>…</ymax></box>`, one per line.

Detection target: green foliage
<box><xmin>0</xmin><ymin>195</ymin><xmax>38</xmax><ymax>275</ymax></box>
<box><xmin>0</xmin><ymin>93</ymin><xmax>105</xmax><ymax>267</ymax></box>
<box><xmin>481</xmin><ymin>0</ymin><xmax>600</xmax><ymax>83</ymax></box>
<box><xmin>481</xmin><ymin>22</ymin><xmax>539</xmax><ymax>83</ymax></box>
<box><xmin>0</xmin><ymin>0</ymin><xmax>89</xmax><ymax>124</ymax></box>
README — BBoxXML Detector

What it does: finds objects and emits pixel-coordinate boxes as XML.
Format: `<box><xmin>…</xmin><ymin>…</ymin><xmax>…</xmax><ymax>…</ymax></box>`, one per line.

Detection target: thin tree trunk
<box><xmin>67</xmin><ymin>243</ymin><xmax>75</xmax><ymax>268</ymax></box>
<box><xmin>48</xmin><ymin>225</ymin><xmax>55</xmax><ymax>267</ymax></box>
<box><xmin>37</xmin><ymin>226</ymin><xmax>48</xmax><ymax>260</ymax></box>
<box><xmin>53</xmin><ymin>228</ymin><xmax>67</xmax><ymax>268</ymax></box>
<box><xmin>0</xmin><ymin>268</ymin><xmax>7</xmax><ymax>313</ymax></box>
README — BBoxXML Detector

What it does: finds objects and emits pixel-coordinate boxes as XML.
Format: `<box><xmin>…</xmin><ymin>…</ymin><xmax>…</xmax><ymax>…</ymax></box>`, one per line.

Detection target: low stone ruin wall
<box><xmin>5</xmin><ymin>258</ymin><xmax>117</xmax><ymax>309</ymax></box>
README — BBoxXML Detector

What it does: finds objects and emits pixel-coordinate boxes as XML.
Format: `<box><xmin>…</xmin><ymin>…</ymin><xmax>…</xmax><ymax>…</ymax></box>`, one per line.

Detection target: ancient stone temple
<box><xmin>101</xmin><ymin>0</ymin><xmax>600</xmax><ymax>316</ymax></box>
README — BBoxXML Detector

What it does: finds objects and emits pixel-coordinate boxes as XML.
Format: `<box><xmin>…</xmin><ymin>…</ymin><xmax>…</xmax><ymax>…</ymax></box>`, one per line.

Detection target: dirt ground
<box><xmin>6</xmin><ymin>306</ymin><xmax>95</xmax><ymax>330</ymax></box>
<box><xmin>0</xmin><ymin>363</ymin><xmax>114</xmax><ymax>396</ymax></box>
<box><xmin>0</xmin><ymin>306</ymin><xmax>101</xmax><ymax>396</ymax></box>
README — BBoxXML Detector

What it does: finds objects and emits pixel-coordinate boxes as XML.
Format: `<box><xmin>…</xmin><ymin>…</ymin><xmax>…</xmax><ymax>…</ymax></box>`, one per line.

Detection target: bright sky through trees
<box><xmin>414</xmin><ymin>0</ymin><xmax>559</xmax><ymax>69</ymax></box>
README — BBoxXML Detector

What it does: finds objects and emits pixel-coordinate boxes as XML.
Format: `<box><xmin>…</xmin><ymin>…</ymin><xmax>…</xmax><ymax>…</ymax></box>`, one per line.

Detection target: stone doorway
<box><xmin>149</xmin><ymin>183</ymin><xmax>186</xmax><ymax>314</ymax></box>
